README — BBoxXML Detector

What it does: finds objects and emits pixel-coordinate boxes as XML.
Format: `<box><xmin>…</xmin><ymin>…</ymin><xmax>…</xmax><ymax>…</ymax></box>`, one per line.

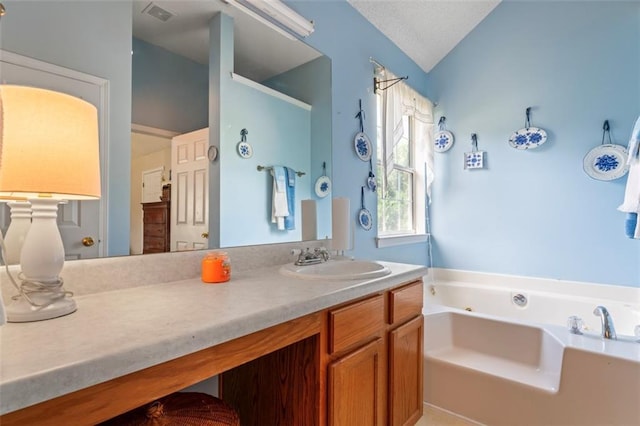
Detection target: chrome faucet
<box><xmin>593</xmin><ymin>306</ymin><xmax>617</xmax><ymax>340</ymax></box>
<box><xmin>294</xmin><ymin>247</ymin><xmax>330</xmax><ymax>266</ymax></box>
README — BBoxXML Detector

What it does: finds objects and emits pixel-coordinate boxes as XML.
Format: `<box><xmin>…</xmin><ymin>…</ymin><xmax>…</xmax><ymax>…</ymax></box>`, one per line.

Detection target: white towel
<box><xmin>270</xmin><ymin>166</ymin><xmax>289</xmax><ymax>230</ymax></box>
<box><xmin>618</xmin><ymin>116</ymin><xmax>640</xmax><ymax>238</ymax></box>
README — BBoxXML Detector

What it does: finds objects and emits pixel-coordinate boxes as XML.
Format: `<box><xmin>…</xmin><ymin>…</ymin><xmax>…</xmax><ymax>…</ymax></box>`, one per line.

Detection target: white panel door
<box><xmin>170</xmin><ymin>128</ymin><xmax>209</xmax><ymax>251</ymax></box>
<box><xmin>0</xmin><ymin>50</ymin><xmax>108</xmax><ymax>259</ymax></box>
<box><xmin>142</xmin><ymin>167</ymin><xmax>164</xmax><ymax>203</ymax></box>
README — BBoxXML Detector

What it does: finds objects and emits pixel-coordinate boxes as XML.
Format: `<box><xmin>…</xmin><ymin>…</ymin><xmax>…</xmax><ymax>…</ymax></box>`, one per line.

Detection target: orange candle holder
<box><xmin>201</xmin><ymin>252</ymin><xmax>231</xmax><ymax>283</ymax></box>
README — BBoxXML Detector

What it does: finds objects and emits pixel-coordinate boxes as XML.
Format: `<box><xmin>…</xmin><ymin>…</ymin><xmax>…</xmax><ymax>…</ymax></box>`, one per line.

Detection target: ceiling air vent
<box><xmin>142</xmin><ymin>2</ymin><xmax>175</xmax><ymax>22</ymax></box>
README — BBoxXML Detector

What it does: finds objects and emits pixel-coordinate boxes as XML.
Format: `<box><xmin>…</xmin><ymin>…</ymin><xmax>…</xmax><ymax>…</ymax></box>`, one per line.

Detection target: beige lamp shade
<box><xmin>0</xmin><ymin>85</ymin><xmax>101</xmax><ymax>200</ymax></box>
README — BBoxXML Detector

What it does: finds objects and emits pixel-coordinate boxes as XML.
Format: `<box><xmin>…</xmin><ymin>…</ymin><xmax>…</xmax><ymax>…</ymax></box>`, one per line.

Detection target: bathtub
<box><xmin>423</xmin><ymin>269</ymin><xmax>640</xmax><ymax>426</ymax></box>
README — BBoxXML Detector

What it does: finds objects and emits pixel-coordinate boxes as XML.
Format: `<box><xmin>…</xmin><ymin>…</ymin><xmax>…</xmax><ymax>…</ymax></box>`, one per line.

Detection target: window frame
<box><xmin>375</xmin><ymin>92</ymin><xmax>428</xmax><ymax>248</ymax></box>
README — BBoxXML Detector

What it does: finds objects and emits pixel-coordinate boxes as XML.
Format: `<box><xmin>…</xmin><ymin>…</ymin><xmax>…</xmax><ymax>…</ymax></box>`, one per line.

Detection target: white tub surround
<box><xmin>425</xmin><ymin>268</ymin><xmax>640</xmax><ymax>337</ymax></box>
<box><xmin>424</xmin><ymin>307</ymin><xmax>640</xmax><ymax>426</ymax></box>
<box><xmin>425</xmin><ymin>310</ymin><xmax>563</xmax><ymax>393</ymax></box>
<box><xmin>423</xmin><ymin>268</ymin><xmax>640</xmax><ymax>426</ymax></box>
<box><xmin>0</xmin><ymin>245</ymin><xmax>427</xmax><ymax>424</ymax></box>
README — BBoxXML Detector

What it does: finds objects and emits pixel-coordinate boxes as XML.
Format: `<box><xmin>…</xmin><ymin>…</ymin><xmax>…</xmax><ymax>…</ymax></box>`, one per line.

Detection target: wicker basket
<box><xmin>98</xmin><ymin>392</ymin><xmax>240</xmax><ymax>426</ymax></box>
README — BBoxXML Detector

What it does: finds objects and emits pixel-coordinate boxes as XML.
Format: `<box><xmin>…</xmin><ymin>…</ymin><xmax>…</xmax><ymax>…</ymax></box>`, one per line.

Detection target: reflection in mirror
<box><xmin>0</xmin><ymin>0</ymin><xmax>331</xmax><ymax>262</ymax></box>
<box><xmin>130</xmin><ymin>1</ymin><xmax>332</xmax><ymax>254</ymax></box>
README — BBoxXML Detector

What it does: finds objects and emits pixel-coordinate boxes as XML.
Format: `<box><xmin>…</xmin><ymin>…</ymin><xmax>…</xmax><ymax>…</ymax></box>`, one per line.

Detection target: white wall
<box><xmin>130</xmin><ymin>133</ymin><xmax>171</xmax><ymax>255</ymax></box>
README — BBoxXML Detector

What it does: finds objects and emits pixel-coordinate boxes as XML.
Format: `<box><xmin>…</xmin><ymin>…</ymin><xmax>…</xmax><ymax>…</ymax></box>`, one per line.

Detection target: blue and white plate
<box><xmin>314</xmin><ymin>175</ymin><xmax>331</xmax><ymax>198</ymax></box>
<box><xmin>583</xmin><ymin>144</ymin><xmax>629</xmax><ymax>181</ymax></box>
<box><xmin>237</xmin><ymin>141</ymin><xmax>253</xmax><ymax>158</ymax></box>
<box><xmin>434</xmin><ymin>130</ymin><xmax>454</xmax><ymax>152</ymax></box>
<box><xmin>354</xmin><ymin>132</ymin><xmax>372</xmax><ymax>161</ymax></box>
<box><xmin>508</xmin><ymin>127</ymin><xmax>548</xmax><ymax>150</ymax></box>
<box><xmin>358</xmin><ymin>208</ymin><xmax>372</xmax><ymax>231</ymax></box>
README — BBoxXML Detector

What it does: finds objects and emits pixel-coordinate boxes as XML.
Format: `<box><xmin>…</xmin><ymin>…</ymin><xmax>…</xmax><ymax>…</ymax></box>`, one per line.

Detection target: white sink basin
<box><xmin>279</xmin><ymin>259</ymin><xmax>391</xmax><ymax>280</ymax></box>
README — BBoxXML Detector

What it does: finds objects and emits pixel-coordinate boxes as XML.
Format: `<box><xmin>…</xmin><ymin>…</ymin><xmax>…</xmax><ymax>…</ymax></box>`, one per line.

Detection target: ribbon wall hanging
<box><xmin>464</xmin><ymin>133</ymin><xmax>485</xmax><ymax>169</ymax></box>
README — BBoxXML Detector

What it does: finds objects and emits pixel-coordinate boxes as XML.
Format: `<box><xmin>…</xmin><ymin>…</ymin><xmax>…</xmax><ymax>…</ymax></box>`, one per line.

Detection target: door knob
<box><xmin>201</xmin><ymin>232</ymin><xmax>209</xmax><ymax>239</ymax></box>
<box><xmin>82</xmin><ymin>236</ymin><xmax>95</xmax><ymax>247</ymax></box>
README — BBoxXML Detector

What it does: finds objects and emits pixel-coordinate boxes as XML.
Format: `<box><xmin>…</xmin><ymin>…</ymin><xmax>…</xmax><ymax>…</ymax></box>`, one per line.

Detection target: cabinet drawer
<box><xmin>143</xmin><ymin>236</ymin><xmax>166</xmax><ymax>251</ymax></box>
<box><xmin>388</xmin><ymin>281</ymin><xmax>423</xmax><ymax>325</ymax></box>
<box><xmin>144</xmin><ymin>223</ymin><xmax>167</xmax><ymax>238</ymax></box>
<box><xmin>329</xmin><ymin>295</ymin><xmax>384</xmax><ymax>354</ymax></box>
<box><xmin>144</xmin><ymin>207</ymin><xmax>167</xmax><ymax>224</ymax></box>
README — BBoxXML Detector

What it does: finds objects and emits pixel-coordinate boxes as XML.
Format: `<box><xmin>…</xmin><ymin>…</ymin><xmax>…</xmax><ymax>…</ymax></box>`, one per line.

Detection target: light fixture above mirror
<box><xmin>224</xmin><ymin>0</ymin><xmax>314</xmax><ymax>39</ymax></box>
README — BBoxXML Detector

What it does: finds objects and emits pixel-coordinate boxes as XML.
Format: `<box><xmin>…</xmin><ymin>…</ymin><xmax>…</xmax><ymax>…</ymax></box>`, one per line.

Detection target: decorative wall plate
<box><xmin>354</xmin><ymin>132</ymin><xmax>372</xmax><ymax>161</ymax></box>
<box><xmin>237</xmin><ymin>141</ymin><xmax>253</xmax><ymax>158</ymax></box>
<box><xmin>314</xmin><ymin>175</ymin><xmax>331</xmax><ymax>198</ymax></box>
<box><xmin>583</xmin><ymin>144</ymin><xmax>629</xmax><ymax>181</ymax></box>
<box><xmin>357</xmin><ymin>186</ymin><xmax>372</xmax><ymax>230</ymax></box>
<box><xmin>508</xmin><ymin>127</ymin><xmax>548</xmax><ymax>150</ymax></box>
<box><xmin>434</xmin><ymin>130</ymin><xmax>454</xmax><ymax>152</ymax></box>
<box><xmin>358</xmin><ymin>208</ymin><xmax>372</xmax><ymax>231</ymax></box>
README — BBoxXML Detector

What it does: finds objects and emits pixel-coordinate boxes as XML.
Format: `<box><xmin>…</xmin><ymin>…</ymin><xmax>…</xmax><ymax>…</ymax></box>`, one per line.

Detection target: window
<box><xmin>374</xmin><ymin>71</ymin><xmax>433</xmax><ymax>248</ymax></box>
<box><xmin>376</xmin><ymin>106</ymin><xmax>415</xmax><ymax>236</ymax></box>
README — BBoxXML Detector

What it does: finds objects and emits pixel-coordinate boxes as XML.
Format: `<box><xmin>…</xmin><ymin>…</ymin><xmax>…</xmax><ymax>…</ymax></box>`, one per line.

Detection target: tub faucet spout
<box><xmin>593</xmin><ymin>306</ymin><xmax>617</xmax><ymax>340</ymax></box>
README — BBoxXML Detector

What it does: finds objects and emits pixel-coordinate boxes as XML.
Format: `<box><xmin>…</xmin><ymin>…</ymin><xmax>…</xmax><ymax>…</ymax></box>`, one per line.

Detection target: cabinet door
<box><xmin>389</xmin><ymin>315</ymin><xmax>424</xmax><ymax>426</ymax></box>
<box><xmin>328</xmin><ymin>338</ymin><xmax>384</xmax><ymax>426</ymax></box>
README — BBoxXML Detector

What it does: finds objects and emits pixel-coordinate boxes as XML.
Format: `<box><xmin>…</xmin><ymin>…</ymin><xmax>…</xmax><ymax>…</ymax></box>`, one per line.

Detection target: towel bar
<box><xmin>257</xmin><ymin>165</ymin><xmax>305</xmax><ymax>177</ymax></box>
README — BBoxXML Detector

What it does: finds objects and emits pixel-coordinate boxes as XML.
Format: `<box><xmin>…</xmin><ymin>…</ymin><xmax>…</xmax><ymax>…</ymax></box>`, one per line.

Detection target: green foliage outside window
<box><xmin>376</xmin><ymin>110</ymin><xmax>415</xmax><ymax>236</ymax></box>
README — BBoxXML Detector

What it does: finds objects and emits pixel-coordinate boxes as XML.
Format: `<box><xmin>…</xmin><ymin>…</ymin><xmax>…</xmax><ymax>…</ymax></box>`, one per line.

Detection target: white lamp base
<box><xmin>4</xmin><ymin>198</ymin><xmax>76</xmax><ymax>322</ymax></box>
<box><xmin>6</xmin><ymin>294</ymin><xmax>76</xmax><ymax>322</ymax></box>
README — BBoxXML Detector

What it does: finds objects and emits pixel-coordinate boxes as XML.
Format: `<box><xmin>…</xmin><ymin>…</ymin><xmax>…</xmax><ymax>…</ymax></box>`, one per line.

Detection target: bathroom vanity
<box><xmin>0</xmin><ymin>251</ymin><xmax>426</xmax><ymax>425</ymax></box>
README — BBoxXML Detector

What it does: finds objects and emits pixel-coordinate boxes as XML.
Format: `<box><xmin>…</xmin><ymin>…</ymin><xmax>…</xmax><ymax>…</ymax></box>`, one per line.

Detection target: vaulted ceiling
<box><xmin>348</xmin><ymin>0</ymin><xmax>501</xmax><ymax>73</ymax></box>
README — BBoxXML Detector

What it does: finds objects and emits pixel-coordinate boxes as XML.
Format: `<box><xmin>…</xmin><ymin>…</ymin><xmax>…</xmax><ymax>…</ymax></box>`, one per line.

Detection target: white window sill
<box><xmin>375</xmin><ymin>233</ymin><xmax>429</xmax><ymax>248</ymax></box>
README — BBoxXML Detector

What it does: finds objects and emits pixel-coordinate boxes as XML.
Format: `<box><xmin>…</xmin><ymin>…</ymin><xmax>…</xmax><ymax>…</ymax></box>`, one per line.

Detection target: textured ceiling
<box><xmin>132</xmin><ymin>1</ymin><xmax>500</xmax><ymax>80</ymax></box>
<box><xmin>349</xmin><ymin>0</ymin><xmax>501</xmax><ymax>73</ymax></box>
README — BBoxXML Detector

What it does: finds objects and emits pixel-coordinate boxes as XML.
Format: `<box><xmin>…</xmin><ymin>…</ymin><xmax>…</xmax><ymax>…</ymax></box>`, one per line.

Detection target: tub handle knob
<box><xmin>567</xmin><ymin>316</ymin><xmax>584</xmax><ymax>335</ymax></box>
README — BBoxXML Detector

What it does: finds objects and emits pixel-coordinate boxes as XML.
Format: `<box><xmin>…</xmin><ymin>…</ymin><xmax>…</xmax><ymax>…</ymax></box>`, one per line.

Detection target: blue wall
<box><xmin>220</xmin><ymin>80</ymin><xmax>312</xmax><ymax>246</ymax></box>
<box><xmin>292</xmin><ymin>0</ymin><xmax>639</xmax><ymax>287</ymax></box>
<box><xmin>132</xmin><ymin>38</ymin><xmax>208</xmax><ymax>133</ymax></box>
<box><xmin>3</xmin><ymin>1</ymin><xmax>636</xmax><ymax>287</ymax></box>
<box><xmin>209</xmin><ymin>14</ymin><xmax>312</xmax><ymax>247</ymax></box>
<box><xmin>427</xmin><ymin>1</ymin><xmax>639</xmax><ymax>287</ymax></box>
<box><xmin>263</xmin><ymin>56</ymin><xmax>333</xmax><ymax>239</ymax></box>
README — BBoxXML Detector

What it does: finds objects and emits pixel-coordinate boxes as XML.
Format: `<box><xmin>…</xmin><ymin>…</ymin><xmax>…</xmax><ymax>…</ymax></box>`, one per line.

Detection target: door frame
<box><xmin>1</xmin><ymin>49</ymin><xmax>110</xmax><ymax>257</ymax></box>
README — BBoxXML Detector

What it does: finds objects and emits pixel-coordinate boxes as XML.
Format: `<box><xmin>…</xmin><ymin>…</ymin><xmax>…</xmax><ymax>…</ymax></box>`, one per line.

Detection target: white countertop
<box><xmin>0</xmin><ymin>260</ymin><xmax>427</xmax><ymax>415</ymax></box>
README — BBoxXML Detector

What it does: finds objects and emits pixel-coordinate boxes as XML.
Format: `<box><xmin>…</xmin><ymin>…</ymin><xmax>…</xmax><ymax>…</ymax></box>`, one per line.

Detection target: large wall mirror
<box><xmin>0</xmin><ymin>0</ymin><xmax>332</xmax><ymax>262</ymax></box>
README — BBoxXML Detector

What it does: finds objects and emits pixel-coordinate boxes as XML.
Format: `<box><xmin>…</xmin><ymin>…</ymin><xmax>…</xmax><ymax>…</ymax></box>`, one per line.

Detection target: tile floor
<box><xmin>416</xmin><ymin>404</ymin><xmax>482</xmax><ymax>426</ymax></box>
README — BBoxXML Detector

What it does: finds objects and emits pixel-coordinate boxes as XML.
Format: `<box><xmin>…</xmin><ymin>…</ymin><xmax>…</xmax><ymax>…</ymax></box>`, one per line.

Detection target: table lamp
<box><xmin>0</xmin><ymin>85</ymin><xmax>101</xmax><ymax>322</ymax></box>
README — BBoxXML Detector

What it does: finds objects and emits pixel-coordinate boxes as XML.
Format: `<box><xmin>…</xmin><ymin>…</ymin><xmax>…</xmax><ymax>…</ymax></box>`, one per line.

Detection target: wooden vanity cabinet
<box><xmin>326</xmin><ymin>280</ymin><xmax>424</xmax><ymax>426</ymax></box>
<box><xmin>327</xmin><ymin>295</ymin><xmax>386</xmax><ymax>426</ymax></box>
<box><xmin>221</xmin><ymin>280</ymin><xmax>424</xmax><ymax>426</ymax></box>
<box><xmin>388</xmin><ymin>281</ymin><xmax>424</xmax><ymax>426</ymax></box>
